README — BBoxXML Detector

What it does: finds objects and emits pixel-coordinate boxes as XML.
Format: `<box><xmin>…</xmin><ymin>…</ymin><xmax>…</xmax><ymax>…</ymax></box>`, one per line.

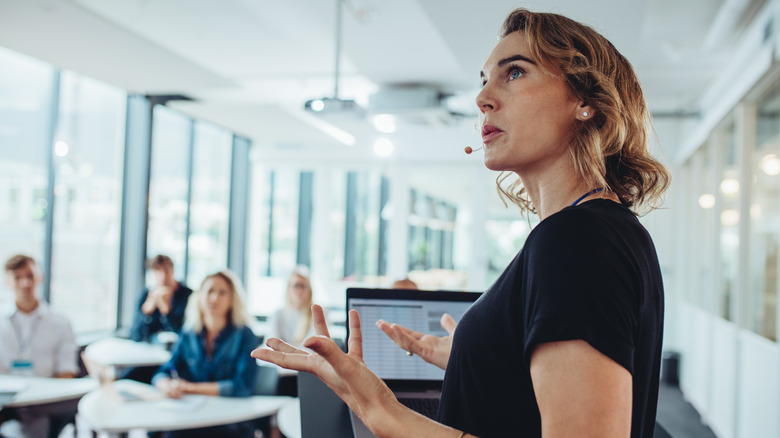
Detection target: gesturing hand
<box><xmin>376</xmin><ymin>313</ymin><xmax>457</xmax><ymax>370</ymax></box>
<box><xmin>251</xmin><ymin>305</ymin><xmax>400</xmax><ymax>432</ymax></box>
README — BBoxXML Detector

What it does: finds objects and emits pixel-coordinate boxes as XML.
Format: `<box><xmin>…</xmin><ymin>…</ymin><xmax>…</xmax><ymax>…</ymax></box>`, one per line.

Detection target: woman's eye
<box><xmin>509</xmin><ymin>69</ymin><xmax>523</xmax><ymax>80</ymax></box>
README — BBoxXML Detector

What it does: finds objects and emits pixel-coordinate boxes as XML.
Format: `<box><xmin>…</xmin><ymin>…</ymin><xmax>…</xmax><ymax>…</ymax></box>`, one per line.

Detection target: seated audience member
<box><xmin>130</xmin><ymin>255</ymin><xmax>192</xmax><ymax>343</ymax></box>
<box><xmin>267</xmin><ymin>266</ymin><xmax>315</xmax><ymax>346</ymax></box>
<box><xmin>152</xmin><ymin>270</ymin><xmax>258</xmax><ymax>438</ymax></box>
<box><xmin>0</xmin><ymin>254</ymin><xmax>78</xmax><ymax>438</ymax></box>
<box><xmin>392</xmin><ymin>277</ymin><xmax>418</xmax><ymax>290</ymax></box>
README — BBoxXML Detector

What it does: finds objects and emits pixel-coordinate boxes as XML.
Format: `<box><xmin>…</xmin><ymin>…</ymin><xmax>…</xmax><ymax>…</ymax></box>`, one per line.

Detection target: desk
<box><xmin>277</xmin><ymin>398</ymin><xmax>301</xmax><ymax>438</ymax></box>
<box><xmin>84</xmin><ymin>337</ymin><xmax>171</xmax><ymax>368</ymax></box>
<box><xmin>78</xmin><ymin>379</ymin><xmax>291</xmax><ymax>437</ymax></box>
<box><xmin>0</xmin><ymin>375</ymin><xmax>97</xmax><ymax>408</ymax></box>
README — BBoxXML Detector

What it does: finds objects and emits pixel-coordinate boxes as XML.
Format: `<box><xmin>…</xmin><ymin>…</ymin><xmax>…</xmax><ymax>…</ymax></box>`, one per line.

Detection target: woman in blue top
<box><xmin>153</xmin><ymin>270</ymin><xmax>258</xmax><ymax>438</ymax></box>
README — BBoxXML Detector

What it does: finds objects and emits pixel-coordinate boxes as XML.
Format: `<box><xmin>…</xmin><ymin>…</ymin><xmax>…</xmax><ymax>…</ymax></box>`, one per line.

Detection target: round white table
<box><xmin>84</xmin><ymin>337</ymin><xmax>171</xmax><ymax>368</ymax></box>
<box><xmin>77</xmin><ymin>379</ymin><xmax>292</xmax><ymax>438</ymax></box>
<box><xmin>0</xmin><ymin>375</ymin><xmax>97</xmax><ymax>408</ymax></box>
<box><xmin>277</xmin><ymin>398</ymin><xmax>301</xmax><ymax>438</ymax></box>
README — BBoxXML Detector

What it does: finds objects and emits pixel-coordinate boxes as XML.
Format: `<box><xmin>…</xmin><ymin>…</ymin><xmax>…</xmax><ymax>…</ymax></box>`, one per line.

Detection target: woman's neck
<box><xmin>517</xmin><ymin>154</ymin><xmax>615</xmax><ymax>219</ymax></box>
<box><xmin>203</xmin><ymin>314</ymin><xmax>228</xmax><ymax>338</ymax></box>
<box><xmin>519</xmin><ymin>161</ymin><xmax>587</xmax><ymax>220</ymax></box>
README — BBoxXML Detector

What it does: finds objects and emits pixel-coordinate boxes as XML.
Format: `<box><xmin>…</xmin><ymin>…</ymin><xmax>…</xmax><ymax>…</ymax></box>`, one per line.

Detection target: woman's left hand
<box><xmin>251</xmin><ymin>305</ymin><xmax>400</xmax><ymax>434</ymax></box>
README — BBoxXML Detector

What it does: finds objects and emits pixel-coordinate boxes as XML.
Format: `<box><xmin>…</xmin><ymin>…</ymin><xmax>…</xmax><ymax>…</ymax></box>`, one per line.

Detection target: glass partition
<box><xmin>750</xmin><ymin>87</ymin><xmax>780</xmax><ymax>340</ymax></box>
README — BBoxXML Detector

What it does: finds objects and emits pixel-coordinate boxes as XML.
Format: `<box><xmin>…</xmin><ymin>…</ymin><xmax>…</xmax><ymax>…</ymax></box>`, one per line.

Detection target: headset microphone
<box><xmin>464</xmin><ymin>146</ymin><xmax>483</xmax><ymax>154</ymax></box>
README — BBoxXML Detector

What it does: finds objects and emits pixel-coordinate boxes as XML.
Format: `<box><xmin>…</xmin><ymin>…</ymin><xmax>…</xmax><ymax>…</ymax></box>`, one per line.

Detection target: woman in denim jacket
<box><xmin>153</xmin><ymin>269</ymin><xmax>259</xmax><ymax>438</ymax></box>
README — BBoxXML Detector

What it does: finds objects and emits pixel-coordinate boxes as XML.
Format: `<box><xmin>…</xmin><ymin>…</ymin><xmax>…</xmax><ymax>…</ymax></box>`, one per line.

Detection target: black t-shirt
<box><xmin>438</xmin><ymin>199</ymin><xmax>664</xmax><ymax>438</ymax></box>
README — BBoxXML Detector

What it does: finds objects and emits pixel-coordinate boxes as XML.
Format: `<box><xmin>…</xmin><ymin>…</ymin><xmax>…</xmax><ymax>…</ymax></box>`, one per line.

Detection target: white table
<box><xmin>0</xmin><ymin>375</ymin><xmax>97</xmax><ymax>408</ymax></box>
<box><xmin>78</xmin><ymin>379</ymin><xmax>291</xmax><ymax>437</ymax></box>
<box><xmin>277</xmin><ymin>398</ymin><xmax>301</xmax><ymax>438</ymax></box>
<box><xmin>84</xmin><ymin>337</ymin><xmax>171</xmax><ymax>368</ymax></box>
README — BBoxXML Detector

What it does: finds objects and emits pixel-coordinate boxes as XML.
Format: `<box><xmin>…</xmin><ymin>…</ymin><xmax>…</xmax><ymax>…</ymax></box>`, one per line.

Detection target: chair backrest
<box><xmin>253</xmin><ymin>365</ymin><xmax>280</xmax><ymax>395</ymax></box>
<box><xmin>298</xmin><ymin>371</ymin><xmax>353</xmax><ymax>438</ymax></box>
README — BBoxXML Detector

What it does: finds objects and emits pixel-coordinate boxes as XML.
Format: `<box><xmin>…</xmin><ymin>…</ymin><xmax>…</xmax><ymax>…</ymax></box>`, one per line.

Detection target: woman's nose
<box><xmin>475</xmin><ymin>84</ymin><xmax>497</xmax><ymax>113</ymax></box>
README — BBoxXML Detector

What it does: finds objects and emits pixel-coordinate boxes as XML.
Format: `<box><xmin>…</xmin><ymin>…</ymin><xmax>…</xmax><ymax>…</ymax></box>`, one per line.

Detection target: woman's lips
<box><xmin>481</xmin><ymin>124</ymin><xmax>504</xmax><ymax>143</ymax></box>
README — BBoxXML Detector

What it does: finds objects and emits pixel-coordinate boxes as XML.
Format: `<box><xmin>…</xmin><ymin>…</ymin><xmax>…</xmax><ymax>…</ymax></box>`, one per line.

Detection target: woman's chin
<box><xmin>205</xmin><ymin>309</ymin><xmax>227</xmax><ymax>318</ymax></box>
<box><xmin>482</xmin><ymin>153</ymin><xmax>508</xmax><ymax>172</ymax></box>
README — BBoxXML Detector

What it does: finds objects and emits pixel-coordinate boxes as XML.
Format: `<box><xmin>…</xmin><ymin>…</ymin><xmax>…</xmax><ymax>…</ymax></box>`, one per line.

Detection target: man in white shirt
<box><xmin>0</xmin><ymin>254</ymin><xmax>78</xmax><ymax>438</ymax></box>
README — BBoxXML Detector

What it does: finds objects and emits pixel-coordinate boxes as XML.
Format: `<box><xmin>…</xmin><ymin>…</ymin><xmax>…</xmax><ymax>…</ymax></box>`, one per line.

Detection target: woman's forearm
<box><xmin>368</xmin><ymin>400</ymin><xmax>476</xmax><ymax>438</ymax></box>
<box><xmin>183</xmin><ymin>381</ymin><xmax>220</xmax><ymax>396</ymax></box>
<box><xmin>141</xmin><ymin>297</ymin><xmax>157</xmax><ymax>315</ymax></box>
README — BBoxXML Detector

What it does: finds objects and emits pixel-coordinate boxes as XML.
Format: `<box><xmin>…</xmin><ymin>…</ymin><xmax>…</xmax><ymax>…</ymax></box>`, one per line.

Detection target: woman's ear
<box><xmin>575</xmin><ymin>102</ymin><xmax>595</xmax><ymax>121</ymax></box>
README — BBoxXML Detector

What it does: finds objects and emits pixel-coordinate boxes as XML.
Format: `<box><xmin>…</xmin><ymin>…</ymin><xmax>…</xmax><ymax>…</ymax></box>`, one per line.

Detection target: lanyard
<box><xmin>10</xmin><ymin>312</ymin><xmax>43</xmax><ymax>356</ymax></box>
<box><xmin>570</xmin><ymin>188</ymin><xmax>603</xmax><ymax>207</ymax></box>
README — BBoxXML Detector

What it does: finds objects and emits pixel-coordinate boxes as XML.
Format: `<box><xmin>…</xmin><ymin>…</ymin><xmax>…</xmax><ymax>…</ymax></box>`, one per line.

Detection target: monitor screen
<box><xmin>346</xmin><ymin>288</ymin><xmax>480</xmax><ymax>381</ymax></box>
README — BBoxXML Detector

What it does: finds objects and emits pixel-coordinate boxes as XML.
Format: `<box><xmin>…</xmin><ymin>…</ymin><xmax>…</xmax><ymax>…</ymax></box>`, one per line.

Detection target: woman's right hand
<box><xmin>252</xmin><ymin>305</ymin><xmax>407</xmax><ymax>435</ymax></box>
<box><xmin>376</xmin><ymin>313</ymin><xmax>457</xmax><ymax>370</ymax></box>
<box><xmin>155</xmin><ymin>377</ymin><xmax>185</xmax><ymax>399</ymax></box>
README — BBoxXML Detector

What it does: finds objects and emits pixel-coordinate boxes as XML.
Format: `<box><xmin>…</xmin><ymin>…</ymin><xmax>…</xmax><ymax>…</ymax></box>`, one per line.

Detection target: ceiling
<box><xmin>0</xmin><ymin>0</ymin><xmax>765</xmax><ymax>214</ymax></box>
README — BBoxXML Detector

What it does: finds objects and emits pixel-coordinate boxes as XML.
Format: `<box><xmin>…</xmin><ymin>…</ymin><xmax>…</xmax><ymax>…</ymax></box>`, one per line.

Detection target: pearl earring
<box><xmin>582</xmin><ymin>112</ymin><xmax>589</xmax><ymax>117</ymax></box>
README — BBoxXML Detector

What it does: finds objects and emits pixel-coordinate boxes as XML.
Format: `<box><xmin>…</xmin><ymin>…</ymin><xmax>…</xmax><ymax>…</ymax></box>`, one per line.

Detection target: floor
<box><xmin>656</xmin><ymin>383</ymin><xmax>718</xmax><ymax>438</ymax></box>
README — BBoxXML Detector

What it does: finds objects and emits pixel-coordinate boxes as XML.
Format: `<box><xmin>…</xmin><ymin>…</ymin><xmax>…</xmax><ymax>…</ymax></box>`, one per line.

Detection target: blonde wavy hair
<box><xmin>185</xmin><ymin>270</ymin><xmax>250</xmax><ymax>333</ymax></box>
<box><xmin>495</xmin><ymin>9</ymin><xmax>670</xmax><ymax>215</ymax></box>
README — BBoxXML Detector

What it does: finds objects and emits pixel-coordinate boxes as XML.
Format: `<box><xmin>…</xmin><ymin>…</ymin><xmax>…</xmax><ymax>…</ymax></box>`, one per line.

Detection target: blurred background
<box><xmin>1</xmin><ymin>0</ymin><xmax>779</xmax><ymax>436</ymax></box>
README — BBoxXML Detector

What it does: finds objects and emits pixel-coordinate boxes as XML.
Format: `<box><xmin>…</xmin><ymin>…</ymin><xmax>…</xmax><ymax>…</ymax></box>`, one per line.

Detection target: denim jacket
<box><xmin>152</xmin><ymin>323</ymin><xmax>259</xmax><ymax>397</ymax></box>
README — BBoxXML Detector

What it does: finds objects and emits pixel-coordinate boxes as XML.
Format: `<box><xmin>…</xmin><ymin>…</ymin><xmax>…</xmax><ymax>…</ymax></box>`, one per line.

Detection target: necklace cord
<box><xmin>570</xmin><ymin>188</ymin><xmax>604</xmax><ymax>207</ymax></box>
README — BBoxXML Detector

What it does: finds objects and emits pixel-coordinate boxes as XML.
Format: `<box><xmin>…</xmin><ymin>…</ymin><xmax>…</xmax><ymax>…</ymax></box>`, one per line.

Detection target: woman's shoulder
<box><xmin>529</xmin><ymin>203</ymin><xmax>601</xmax><ymax>239</ymax></box>
<box><xmin>534</xmin><ymin>200</ymin><xmax>633</xmax><ymax>235</ymax></box>
<box><xmin>178</xmin><ymin>328</ymin><xmax>199</xmax><ymax>339</ymax></box>
<box><xmin>233</xmin><ymin>324</ymin><xmax>258</xmax><ymax>340</ymax></box>
<box><xmin>524</xmin><ymin>200</ymin><xmax>638</xmax><ymax>259</ymax></box>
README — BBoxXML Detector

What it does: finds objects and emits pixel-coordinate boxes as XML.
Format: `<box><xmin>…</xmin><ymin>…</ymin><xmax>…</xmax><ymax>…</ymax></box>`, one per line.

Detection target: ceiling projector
<box><xmin>304</xmin><ymin>97</ymin><xmax>364</xmax><ymax>116</ymax></box>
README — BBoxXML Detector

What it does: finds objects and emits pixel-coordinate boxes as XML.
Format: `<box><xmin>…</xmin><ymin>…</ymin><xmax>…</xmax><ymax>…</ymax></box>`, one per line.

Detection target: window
<box><xmin>485</xmin><ymin>219</ymin><xmax>535</xmax><ymax>284</ymax></box>
<box><xmin>439</xmin><ymin>204</ymin><xmax>457</xmax><ymax>270</ymax></box>
<box><xmin>268</xmin><ymin>170</ymin><xmax>302</xmax><ymax>278</ymax></box>
<box><xmin>718</xmin><ymin>120</ymin><xmax>738</xmax><ymax>321</ymax></box>
<box><xmin>691</xmin><ymin>144</ymin><xmax>717</xmax><ymax>308</ymax></box>
<box><xmin>408</xmin><ymin>190</ymin><xmax>431</xmax><ymax>272</ymax></box>
<box><xmin>345</xmin><ymin>172</ymin><xmax>382</xmax><ymax>281</ymax></box>
<box><xmin>246</xmin><ymin>168</ymin><xmax>301</xmax><ymax>316</ymax></box>
<box><xmin>186</xmin><ymin>121</ymin><xmax>232</xmax><ymax>287</ymax></box>
<box><xmin>0</xmin><ymin>47</ymin><xmax>54</xmax><ymax>274</ymax></box>
<box><xmin>49</xmin><ymin>71</ymin><xmax>126</xmax><ymax>332</ymax></box>
<box><xmin>147</xmin><ymin>106</ymin><xmax>192</xmax><ymax>280</ymax></box>
<box><xmin>327</xmin><ymin>172</ymin><xmax>348</xmax><ymax>281</ymax></box>
<box><xmin>407</xmin><ymin>192</ymin><xmax>459</xmax><ymax>272</ymax></box>
<box><xmin>750</xmin><ymin>87</ymin><xmax>780</xmax><ymax>340</ymax></box>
